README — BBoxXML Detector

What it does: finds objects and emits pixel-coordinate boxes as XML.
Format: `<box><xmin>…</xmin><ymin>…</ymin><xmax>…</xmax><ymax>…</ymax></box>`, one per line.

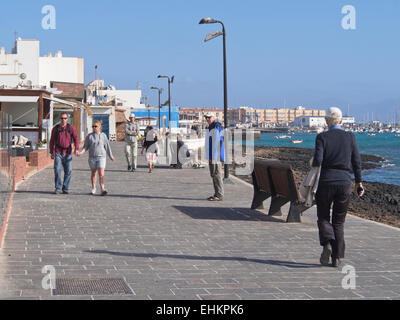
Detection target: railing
<box><xmin>0</xmin><ymin>111</ymin><xmax>13</xmax><ymax>228</ymax></box>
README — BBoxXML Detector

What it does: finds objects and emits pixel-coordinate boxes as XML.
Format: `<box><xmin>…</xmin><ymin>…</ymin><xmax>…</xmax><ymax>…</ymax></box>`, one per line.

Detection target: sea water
<box><xmin>253</xmin><ymin>132</ymin><xmax>400</xmax><ymax>186</ymax></box>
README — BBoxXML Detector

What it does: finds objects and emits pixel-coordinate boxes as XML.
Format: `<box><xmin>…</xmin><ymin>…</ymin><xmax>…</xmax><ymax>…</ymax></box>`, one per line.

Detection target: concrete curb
<box><xmin>14</xmin><ymin>161</ymin><xmax>54</xmax><ymax>191</ymax></box>
<box><xmin>0</xmin><ymin>191</ymin><xmax>14</xmax><ymax>249</ymax></box>
<box><xmin>0</xmin><ymin>161</ymin><xmax>54</xmax><ymax>249</ymax></box>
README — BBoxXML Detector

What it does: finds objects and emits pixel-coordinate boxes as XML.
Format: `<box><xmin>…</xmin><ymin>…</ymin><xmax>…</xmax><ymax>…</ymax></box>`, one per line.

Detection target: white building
<box><xmin>0</xmin><ymin>38</ymin><xmax>87</xmax><ymax>142</ymax></box>
<box><xmin>85</xmin><ymin>80</ymin><xmax>145</xmax><ymax>108</ymax></box>
<box><xmin>85</xmin><ymin>79</ymin><xmax>146</xmax><ymax>141</ymax></box>
<box><xmin>0</xmin><ymin>38</ymin><xmax>84</xmax><ymax>89</ymax></box>
<box><xmin>292</xmin><ymin>116</ymin><xmax>327</xmax><ymax>128</ymax></box>
<box><xmin>342</xmin><ymin>116</ymin><xmax>355</xmax><ymax>125</ymax></box>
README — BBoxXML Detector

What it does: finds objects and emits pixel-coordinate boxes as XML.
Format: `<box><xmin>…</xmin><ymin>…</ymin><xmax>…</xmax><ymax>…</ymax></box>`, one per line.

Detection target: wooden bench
<box><xmin>251</xmin><ymin>159</ymin><xmax>311</xmax><ymax>223</ymax></box>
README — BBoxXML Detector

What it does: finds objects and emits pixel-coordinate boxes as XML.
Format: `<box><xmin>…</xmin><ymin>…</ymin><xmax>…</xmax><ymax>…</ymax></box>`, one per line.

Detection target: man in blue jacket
<box><xmin>204</xmin><ymin>113</ymin><xmax>225</xmax><ymax>201</ymax></box>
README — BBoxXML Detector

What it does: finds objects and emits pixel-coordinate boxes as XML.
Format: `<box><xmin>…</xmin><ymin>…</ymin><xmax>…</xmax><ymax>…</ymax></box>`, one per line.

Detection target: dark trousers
<box><xmin>315</xmin><ymin>184</ymin><xmax>352</xmax><ymax>259</ymax></box>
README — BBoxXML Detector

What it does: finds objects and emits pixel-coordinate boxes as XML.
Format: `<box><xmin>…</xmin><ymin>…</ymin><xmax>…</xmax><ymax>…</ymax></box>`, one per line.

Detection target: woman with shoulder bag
<box><xmin>141</xmin><ymin>126</ymin><xmax>159</xmax><ymax>174</ymax></box>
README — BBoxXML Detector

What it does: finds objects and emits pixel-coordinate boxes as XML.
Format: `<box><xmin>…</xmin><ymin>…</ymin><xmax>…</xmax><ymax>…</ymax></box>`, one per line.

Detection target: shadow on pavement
<box><xmin>15</xmin><ymin>190</ymin><xmax>57</xmax><ymax>195</ymax></box>
<box><xmin>15</xmin><ymin>190</ymin><xmax>206</xmax><ymax>201</ymax></box>
<box><xmin>174</xmin><ymin>205</ymin><xmax>284</xmax><ymax>222</ymax></box>
<box><xmin>99</xmin><ymin>194</ymin><xmax>207</xmax><ymax>201</ymax></box>
<box><xmin>84</xmin><ymin>249</ymin><xmax>322</xmax><ymax>269</ymax></box>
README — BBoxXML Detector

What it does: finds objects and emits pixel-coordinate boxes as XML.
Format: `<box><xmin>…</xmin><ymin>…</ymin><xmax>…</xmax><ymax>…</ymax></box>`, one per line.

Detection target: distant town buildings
<box><xmin>227</xmin><ymin>106</ymin><xmax>327</xmax><ymax>127</ymax></box>
<box><xmin>179</xmin><ymin>106</ymin><xmax>331</xmax><ymax>128</ymax></box>
<box><xmin>291</xmin><ymin>115</ymin><xmax>354</xmax><ymax>128</ymax></box>
<box><xmin>291</xmin><ymin>116</ymin><xmax>327</xmax><ymax>128</ymax></box>
<box><xmin>179</xmin><ymin>108</ymin><xmax>225</xmax><ymax>128</ymax></box>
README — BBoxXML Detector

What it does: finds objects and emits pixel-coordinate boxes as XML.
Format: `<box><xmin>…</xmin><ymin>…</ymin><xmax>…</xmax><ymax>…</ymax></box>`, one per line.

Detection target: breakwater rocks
<box><xmin>232</xmin><ymin>146</ymin><xmax>400</xmax><ymax>228</ymax></box>
<box><xmin>253</xmin><ymin>146</ymin><xmax>384</xmax><ymax>173</ymax></box>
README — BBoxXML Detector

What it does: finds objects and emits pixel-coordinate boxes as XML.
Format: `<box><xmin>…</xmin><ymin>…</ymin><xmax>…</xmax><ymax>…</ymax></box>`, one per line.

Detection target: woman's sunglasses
<box><xmin>92</xmin><ymin>126</ymin><xmax>98</xmax><ymax>128</ymax></box>
<box><xmin>60</xmin><ymin>117</ymin><xmax>68</xmax><ymax>120</ymax></box>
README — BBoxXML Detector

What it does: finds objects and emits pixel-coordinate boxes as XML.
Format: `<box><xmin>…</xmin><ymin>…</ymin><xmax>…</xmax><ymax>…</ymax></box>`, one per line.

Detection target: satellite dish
<box><xmin>20</xmin><ymin>73</ymin><xmax>27</xmax><ymax>80</ymax></box>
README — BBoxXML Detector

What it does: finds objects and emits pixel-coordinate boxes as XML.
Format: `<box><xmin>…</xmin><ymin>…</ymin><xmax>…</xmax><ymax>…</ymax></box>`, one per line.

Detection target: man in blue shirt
<box><xmin>313</xmin><ymin>107</ymin><xmax>365</xmax><ymax>268</ymax></box>
<box><xmin>204</xmin><ymin>113</ymin><xmax>225</xmax><ymax>201</ymax></box>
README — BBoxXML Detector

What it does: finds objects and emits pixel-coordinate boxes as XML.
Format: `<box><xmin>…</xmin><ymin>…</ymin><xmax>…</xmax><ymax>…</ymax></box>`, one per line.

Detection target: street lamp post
<box><xmin>199</xmin><ymin>17</ymin><xmax>231</xmax><ymax>183</ymax></box>
<box><xmin>157</xmin><ymin>75</ymin><xmax>174</xmax><ymax>131</ymax></box>
<box><xmin>150</xmin><ymin>86</ymin><xmax>163</xmax><ymax>131</ymax></box>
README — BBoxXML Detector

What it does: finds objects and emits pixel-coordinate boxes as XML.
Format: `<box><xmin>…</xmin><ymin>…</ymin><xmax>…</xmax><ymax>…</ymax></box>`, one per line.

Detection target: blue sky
<box><xmin>0</xmin><ymin>0</ymin><xmax>399</xmax><ymax>122</ymax></box>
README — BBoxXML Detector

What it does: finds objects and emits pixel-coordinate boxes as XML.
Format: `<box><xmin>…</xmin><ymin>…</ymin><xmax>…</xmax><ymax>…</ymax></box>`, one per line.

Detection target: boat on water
<box><xmin>275</xmin><ymin>135</ymin><xmax>292</xmax><ymax>139</ymax></box>
<box><xmin>310</xmin><ymin>128</ymin><xmax>324</xmax><ymax>134</ymax></box>
<box><xmin>291</xmin><ymin>140</ymin><xmax>303</xmax><ymax>144</ymax></box>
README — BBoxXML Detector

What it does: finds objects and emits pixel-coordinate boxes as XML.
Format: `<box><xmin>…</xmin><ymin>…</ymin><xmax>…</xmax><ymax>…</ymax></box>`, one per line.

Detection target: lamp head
<box><xmin>158</xmin><ymin>75</ymin><xmax>167</xmax><ymax>79</ymax></box>
<box><xmin>199</xmin><ymin>17</ymin><xmax>217</xmax><ymax>24</ymax></box>
<box><xmin>205</xmin><ymin>31</ymin><xmax>223</xmax><ymax>42</ymax></box>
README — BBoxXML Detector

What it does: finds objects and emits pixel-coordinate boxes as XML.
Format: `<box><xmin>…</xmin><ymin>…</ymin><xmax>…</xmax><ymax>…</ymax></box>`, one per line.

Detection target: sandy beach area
<box><xmin>232</xmin><ymin>146</ymin><xmax>400</xmax><ymax>228</ymax></box>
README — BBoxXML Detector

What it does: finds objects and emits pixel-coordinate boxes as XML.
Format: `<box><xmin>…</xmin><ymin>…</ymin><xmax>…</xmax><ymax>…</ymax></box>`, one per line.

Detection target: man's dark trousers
<box><xmin>315</xmin><ymin>184</ymin><xmax>352</xmax><ymax>259</ymax></box>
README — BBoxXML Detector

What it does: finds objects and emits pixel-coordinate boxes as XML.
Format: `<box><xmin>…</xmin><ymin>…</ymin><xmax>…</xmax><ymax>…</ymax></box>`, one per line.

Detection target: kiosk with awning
<box><xmin>0</xmin><ymin>89</ymin><xmax>86</xmax><ymax>145</ymax></box>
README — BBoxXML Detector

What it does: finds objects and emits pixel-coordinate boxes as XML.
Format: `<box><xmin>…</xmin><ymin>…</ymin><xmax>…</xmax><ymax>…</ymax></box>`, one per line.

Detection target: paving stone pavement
<box><xmin>0</xmin><ymin>142</ymin><xmax>399</xmax><ymax>300</ymax></box>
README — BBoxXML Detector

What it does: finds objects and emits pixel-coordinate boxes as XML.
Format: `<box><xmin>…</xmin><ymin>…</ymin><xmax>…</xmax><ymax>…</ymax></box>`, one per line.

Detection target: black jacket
<box><xmin>312</xmin><ymin>129</ymin><xmax>362</xmax><ymax>185</ymax></box>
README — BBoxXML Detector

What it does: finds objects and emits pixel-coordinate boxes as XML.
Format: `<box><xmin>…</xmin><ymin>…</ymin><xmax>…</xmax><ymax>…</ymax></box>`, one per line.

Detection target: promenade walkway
<box><xmin>0</xmin><ymin>142</ymin><xmax>399</xmax><ymax>300</ymax></box>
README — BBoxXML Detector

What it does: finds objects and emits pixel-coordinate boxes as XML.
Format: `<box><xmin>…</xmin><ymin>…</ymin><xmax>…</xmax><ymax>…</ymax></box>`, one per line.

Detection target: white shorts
<box><xmin>89</xmin><ymin>157</ymin><xmax>106</xmax><ymax>169</ymax></box>
<box><xmin>146</xmin><ymin>152</ymin><xmax>158</xmax><ymax>164</ymax></box>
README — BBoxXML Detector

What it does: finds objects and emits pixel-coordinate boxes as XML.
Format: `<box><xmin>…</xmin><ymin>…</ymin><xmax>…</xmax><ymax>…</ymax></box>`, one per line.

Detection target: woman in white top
<box><xmin>77</xmin><ymin>120</ymin><xmax>115</xmax><ymax>195</ymax></box>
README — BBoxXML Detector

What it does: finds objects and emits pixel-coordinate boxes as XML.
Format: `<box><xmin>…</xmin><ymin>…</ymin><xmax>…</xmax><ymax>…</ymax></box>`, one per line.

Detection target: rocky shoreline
<box><xmin>232</xmin><ymin>146</ymin><xmax>400</xmax><ymax>228</ymax></box>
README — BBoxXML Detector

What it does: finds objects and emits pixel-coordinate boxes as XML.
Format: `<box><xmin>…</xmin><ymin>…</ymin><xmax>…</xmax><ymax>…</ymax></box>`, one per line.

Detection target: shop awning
<box><xmin>44</xmin><ymin>97</ymin><xmax>92</xmax><ymax>115</ymax></box>
<box><xmin>44</xmin><ymin>96</ymin><xmax>77</xmax><ymax>107</ymax></box>
<box><xmin>0</xmin><ymin>96</ymin><xmax>39</xmax><ymax>103</ymax></box>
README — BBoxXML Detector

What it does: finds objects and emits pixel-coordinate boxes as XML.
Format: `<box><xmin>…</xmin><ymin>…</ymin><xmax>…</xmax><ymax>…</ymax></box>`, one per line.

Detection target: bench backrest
<box><xmin>268</xmin><ymin>165</ymin><xmax>300</xmax><ymax>201</ymax></box>
<box><xmin>253</xmin><ymin>159</ymin><xmax>300</xmax><ymax>201</ymax></box>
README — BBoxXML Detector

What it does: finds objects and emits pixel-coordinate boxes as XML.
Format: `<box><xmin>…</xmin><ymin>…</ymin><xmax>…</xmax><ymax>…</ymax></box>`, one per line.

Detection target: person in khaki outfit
<box><xmin>125</xmin><ymin>114</ymin><xmax>140</xmax><ymax>172</ymax></box>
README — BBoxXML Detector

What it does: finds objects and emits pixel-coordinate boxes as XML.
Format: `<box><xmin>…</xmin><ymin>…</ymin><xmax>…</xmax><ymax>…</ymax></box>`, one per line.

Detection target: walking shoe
<box><xmin>62</xmin><ymin>190</ymin><xmax>69</xmax><ymax>195</ymax></box>
<box><xmin>91</xmin><ymin>188</ymin><xmax>96</xmax><ymax>195</ymax></box>
<box><xmin>320</xmin><ymin>243</ymin><xmax>332</xmax><ymax>265</ymax></box>
<box><xmin>55</xmin><ymin>190</ymin><xmax>62</xmax><ymax>195</ymax></box>
<box><xmin>207</xmin><ymin>196</ymin><xmax>223</xmax><ymax>202</ymax></box>
<box><xmin>128</xmin><ymin>166</ymin><xmax>132</xmax><ymax>171</ymax></box>
<box><xmin>131</xmin><ymin>168</ymin><xmax>136</xmax><ymax>172</ymax></box>
<box><xmin>101</xmin><ymin>189</ymin><xmax>108</xmax><ymax>196</ymax></box>
<box><xmin>332</xmin><ymin>258</ymin><xmax>342</xmax><ymax>268</ymax></box>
